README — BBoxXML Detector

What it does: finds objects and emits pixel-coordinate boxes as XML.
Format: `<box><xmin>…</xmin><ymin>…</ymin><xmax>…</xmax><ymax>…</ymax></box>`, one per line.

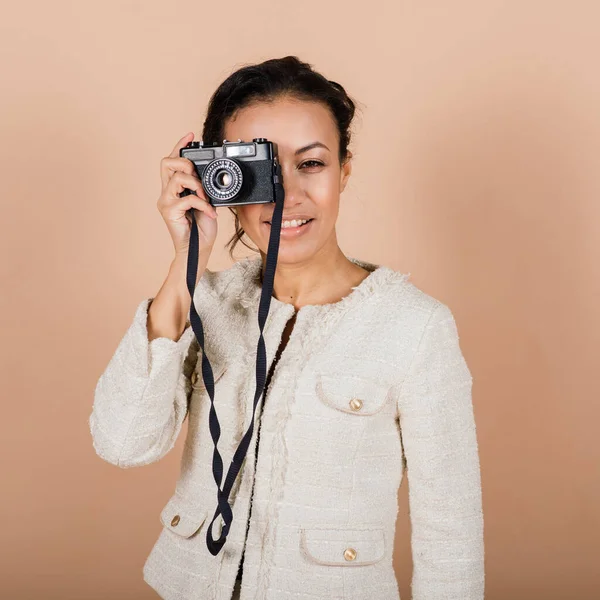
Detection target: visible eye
<box><xmin>299</xmin><ymin>160</ymin><xmax>324</xmax><ymax>170</ymax></box>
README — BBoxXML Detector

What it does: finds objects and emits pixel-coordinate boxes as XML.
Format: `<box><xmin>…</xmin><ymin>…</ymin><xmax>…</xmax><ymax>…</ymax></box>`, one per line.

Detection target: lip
<box><xmin>264</xmin><ymin>216</ymin><xmax>314</xmax><ymax>224</ymax></box>
<box><xmin>263</xmin><ymin>218</ymin><xmax>314</xmax><ymax>238</ymax></box>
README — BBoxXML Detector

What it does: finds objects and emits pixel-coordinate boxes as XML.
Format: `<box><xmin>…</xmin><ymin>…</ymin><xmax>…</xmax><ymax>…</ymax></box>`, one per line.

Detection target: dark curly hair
<box><xmin>200</xmin><ymin>55</ymin><xmax>359</xmax><ymax>259</ymax></box>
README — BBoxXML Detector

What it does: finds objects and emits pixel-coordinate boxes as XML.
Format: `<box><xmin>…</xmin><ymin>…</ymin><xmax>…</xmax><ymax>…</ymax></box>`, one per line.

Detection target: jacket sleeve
<box><xmin>89</xmin><ymin>297</ymin><xmax>199</xmax><ymax>468</ymax></box>
<box><xmin>397</xmin><ymin>302</ymin><xmax>484</xmax><ymax>600</ymax></box>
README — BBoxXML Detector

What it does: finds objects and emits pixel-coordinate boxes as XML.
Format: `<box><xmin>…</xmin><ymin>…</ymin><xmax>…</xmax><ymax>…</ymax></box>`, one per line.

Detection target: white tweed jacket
<box><xmin>89</xmin><ymin>256</ymin><xmax>484</xmax><ymax>600</ymax></box>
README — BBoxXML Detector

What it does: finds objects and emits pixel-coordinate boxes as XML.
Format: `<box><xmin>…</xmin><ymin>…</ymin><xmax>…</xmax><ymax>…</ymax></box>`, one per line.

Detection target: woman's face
<box><xmin>222</xmin><ymin>95</ymin><xmax>352</xmax><ymax>265</ymax></box>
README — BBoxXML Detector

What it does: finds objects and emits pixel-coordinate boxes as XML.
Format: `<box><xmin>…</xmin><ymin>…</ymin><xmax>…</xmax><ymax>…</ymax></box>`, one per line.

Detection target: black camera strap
<box><xmin>185</xmin><ymin>160</ymin><xmax>285</xmax><ymax>556</ymax></box>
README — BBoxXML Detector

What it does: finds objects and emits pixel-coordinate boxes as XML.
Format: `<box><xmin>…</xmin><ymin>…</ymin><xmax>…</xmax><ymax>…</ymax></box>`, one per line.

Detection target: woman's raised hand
<box><xmin>157</xmin><ymin>132</ymin><xmax>219</xmax><ymax>257</ymax></box>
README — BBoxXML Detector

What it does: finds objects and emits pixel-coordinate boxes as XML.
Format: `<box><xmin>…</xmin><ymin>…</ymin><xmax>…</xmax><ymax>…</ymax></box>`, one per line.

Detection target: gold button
<box><xmin>191</xmin><ymin>372</ymin><xmax>198</xmax><ymax>386</ymax></box>
<box><xmin>349</xmin><ymin>398</ymin><xmax>363</xmax><ymax>411</ymax></box>
<box><xmin>343</xmin><ymin>547</ymin><xmax>357</xmax><ymax>561</ymax></box>
<box><xmin>170</xmin><ymin>514</ymin><xmax>180</xmax><ymax>527</ymax></box>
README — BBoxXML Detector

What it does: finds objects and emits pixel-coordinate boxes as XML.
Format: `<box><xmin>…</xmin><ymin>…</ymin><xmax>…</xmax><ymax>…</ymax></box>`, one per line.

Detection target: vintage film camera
<box><xmin>179</xmin><ymin>138</ymin><xmax>281</xmax><ymax>207</ymax></box>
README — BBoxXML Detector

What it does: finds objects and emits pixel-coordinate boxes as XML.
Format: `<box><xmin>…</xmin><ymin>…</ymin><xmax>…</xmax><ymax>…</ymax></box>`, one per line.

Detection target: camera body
<box><xmin>179</xmin><ymin>138</ymin><xmax>280</xmax><ymax>207</ymax></box>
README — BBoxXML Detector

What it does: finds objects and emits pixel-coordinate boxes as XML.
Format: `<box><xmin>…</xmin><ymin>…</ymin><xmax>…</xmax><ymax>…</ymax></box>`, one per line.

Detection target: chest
<box><xmin>194</xmin><ymin>292</ymin><xmax>422</xmax><ymax>444</ymax></box>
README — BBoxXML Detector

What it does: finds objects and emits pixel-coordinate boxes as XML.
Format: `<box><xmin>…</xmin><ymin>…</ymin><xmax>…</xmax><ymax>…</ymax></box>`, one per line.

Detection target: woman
<box><xmin>89</xmin><ymin>56</ymin><xmax>484</xmax><ymax>600</ymax></box>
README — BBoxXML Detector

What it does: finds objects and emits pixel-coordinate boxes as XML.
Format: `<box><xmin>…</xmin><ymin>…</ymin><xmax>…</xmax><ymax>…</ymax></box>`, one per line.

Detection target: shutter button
<box><xmin>344</xmin><ymin>547</ymin><xmax>357</xmax><ymax>561</ymax></box>
<box><xmin>171</xmin><ymin>515</ymin><xmax>180</xmax><ymax>527</ymax></box>
<box><xmin>349</xmin><ymin>398</ymin><xmax>363</xmax><ymax>411</ymax></box>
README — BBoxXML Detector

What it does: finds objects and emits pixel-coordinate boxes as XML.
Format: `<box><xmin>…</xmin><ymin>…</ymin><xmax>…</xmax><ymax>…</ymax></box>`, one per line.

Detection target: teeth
<box><xmin>281</xmin><ymin>219</ymin><xmax>309</xmax><ymax>229</ymax></box>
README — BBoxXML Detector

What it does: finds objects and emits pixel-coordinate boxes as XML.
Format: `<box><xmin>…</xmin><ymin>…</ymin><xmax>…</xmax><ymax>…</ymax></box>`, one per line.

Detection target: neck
<box><xmin>259</xmin><ymin>245</ymin><xmax>368</xmax><ymax>310</ymax></box>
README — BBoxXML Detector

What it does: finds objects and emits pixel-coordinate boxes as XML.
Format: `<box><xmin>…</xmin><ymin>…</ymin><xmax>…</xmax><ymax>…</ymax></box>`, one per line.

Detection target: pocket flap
<box><xmin>300</xmin><ymin>527</ymin><xmax>385</xmax><ymax>566</ymax></box>
<box><xmin>316</xmin><ymin>373</ymin><xmax>391</xmax><ymax>416</ymax></box>
<box><xmin>159</xmin><ymin>494</ymin><xmax>207</xmax><ymax>538</ymax></box>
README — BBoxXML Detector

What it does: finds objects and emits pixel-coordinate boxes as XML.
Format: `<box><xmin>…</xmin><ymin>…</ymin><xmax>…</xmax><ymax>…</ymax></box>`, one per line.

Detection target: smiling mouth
<box><xmin>265</xmin><ymin>218</ymin><xmax>314</xmax><ymax>227</ymax></box>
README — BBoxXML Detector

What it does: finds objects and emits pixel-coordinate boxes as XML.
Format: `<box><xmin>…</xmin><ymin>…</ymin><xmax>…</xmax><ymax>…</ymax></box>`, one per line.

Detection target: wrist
<box><xmin>169</xmin><ymin>251</ymin><xmax>209</xmax><ymax>296</ymax></box>
<box><xmin>171</xmin><ymin>248</ymin><xmax>211</xmax><ymax>271</ymax></box>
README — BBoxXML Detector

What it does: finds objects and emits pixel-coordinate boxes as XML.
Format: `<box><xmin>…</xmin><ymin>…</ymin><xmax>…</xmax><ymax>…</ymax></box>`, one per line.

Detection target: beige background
<box><xmin>1</xmin><ymin>1</ymin><xmax>598</xmax><ymax>598</ymax></box>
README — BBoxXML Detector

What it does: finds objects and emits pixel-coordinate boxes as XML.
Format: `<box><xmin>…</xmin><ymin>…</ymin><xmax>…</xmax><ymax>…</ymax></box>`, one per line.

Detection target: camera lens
<box><xmin>214</xmin><ymin>169</ymin><xmax>233</xmax><ymax>189</ymax></box>
<box><xmin>202</xmin><ymin>158</ymin><xmax>243</xmax><ymax>203</ymax></box>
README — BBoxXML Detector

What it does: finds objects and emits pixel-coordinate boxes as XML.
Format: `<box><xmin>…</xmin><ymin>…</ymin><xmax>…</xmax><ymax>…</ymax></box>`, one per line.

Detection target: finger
<box><xmin>168</xmin><ymin>172</ymin><xmax>209</xmax><ymax>202</ymax></box>
<box><xmin>180</xmin><ymin>194</ymin><xmax>218</xmax><ymax>219</ymax></box>
<box><xmin>160</xmin><ymin>156</ymin><xmax>197</xmax><ymax>189</ymax></box>
<box><xmin>169</xmin><ymin>132</ymin><xmax>195</xmax><ymax>159</ymax></box>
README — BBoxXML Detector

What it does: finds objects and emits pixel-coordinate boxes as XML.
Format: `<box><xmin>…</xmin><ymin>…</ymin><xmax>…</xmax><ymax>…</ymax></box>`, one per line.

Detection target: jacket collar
<box><xmin>234</xmin><ymin>255</ymin><xmax>406</xmax><ymax>313</ymax></box>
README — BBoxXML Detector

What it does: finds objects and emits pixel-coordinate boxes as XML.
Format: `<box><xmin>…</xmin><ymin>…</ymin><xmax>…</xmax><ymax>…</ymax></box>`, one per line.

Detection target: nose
<box><xmin>280</xmin><ymin>168</ymin><xmax>304</xmax><ymax>205</ymax></box>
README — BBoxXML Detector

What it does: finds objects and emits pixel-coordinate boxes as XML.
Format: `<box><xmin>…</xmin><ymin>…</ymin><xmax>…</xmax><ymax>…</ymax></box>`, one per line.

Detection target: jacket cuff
<box><xmin>142</xmin><ymin>297</ymin><xmax>197</xmax><ymax>374</ymax></box>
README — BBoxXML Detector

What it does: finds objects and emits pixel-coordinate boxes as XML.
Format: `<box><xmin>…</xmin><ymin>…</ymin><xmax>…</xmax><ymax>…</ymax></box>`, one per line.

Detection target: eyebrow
<box><xmin>294</xmin><ymin>141</ymin><xmax>330</xmax><ymax>155</ymax></box>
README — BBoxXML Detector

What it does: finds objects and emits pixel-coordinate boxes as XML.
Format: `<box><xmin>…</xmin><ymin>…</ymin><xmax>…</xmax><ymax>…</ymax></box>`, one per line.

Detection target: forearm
<box><xmin>148</xmin><ymin>251</ymin><xmax>210</xmax><ymax>342</ymax></box>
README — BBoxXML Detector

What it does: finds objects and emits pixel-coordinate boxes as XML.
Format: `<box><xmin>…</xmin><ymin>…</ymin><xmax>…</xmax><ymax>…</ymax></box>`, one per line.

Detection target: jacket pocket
<box><xmin>160</xmin><ymin>494</ymin><xmax>207</xmax><ymax>538</ymax></box>
<box><xmin>315</xmin><ymin>372</ymin><xmax>391</xmax><ymax>416</ymax></box>
<box><xmin>300</xmin><ymin>526</ymin><xmax>386</xmax><ymax>566</ymax></box>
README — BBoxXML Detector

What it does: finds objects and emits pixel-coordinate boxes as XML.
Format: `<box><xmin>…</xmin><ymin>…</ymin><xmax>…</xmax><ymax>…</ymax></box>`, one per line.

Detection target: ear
<box><xmin>339</xmin><ymin>151</ymin><xmax>353</xmax><ymax>193</ymax></box>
